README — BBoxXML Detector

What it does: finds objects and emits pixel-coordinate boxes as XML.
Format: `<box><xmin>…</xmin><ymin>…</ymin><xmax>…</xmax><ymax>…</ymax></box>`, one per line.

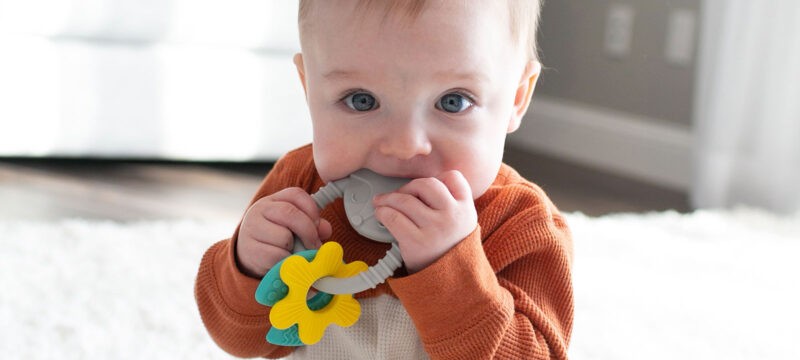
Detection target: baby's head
<box><xmin>294</xmin><ymin>0</ymin><xmax>543</xmax><ymax>198</ymax></box>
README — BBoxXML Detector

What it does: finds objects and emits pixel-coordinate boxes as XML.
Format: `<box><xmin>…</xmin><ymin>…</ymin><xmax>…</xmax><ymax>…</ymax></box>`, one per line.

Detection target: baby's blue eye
<box><xmin>344</xmin><ymin>92</ymin><xmax>378</xmax><ymax>112</ymax></box>
<box><xmin>437</xmin><ymin>93</ymin><xmax>473</xmax><ymax>113</ymax></box>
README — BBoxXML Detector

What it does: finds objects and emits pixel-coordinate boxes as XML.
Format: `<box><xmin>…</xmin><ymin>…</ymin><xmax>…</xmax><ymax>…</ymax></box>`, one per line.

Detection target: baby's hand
<box><xmin>236</xmin><ymin>188</ymin><xmax>332</xmax><ymax>278</ymax></box>
<box><xmin>373</xmin><ymin>170</ymin><xmax>478</xmax><ymax>273</ymax></box>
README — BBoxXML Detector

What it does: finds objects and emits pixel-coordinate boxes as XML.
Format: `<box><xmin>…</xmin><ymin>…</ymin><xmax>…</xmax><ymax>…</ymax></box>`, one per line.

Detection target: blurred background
<box><xmin>0</xmin><ymin>0</ymin><xmax>798</xmax><ymax>222</ymax></box>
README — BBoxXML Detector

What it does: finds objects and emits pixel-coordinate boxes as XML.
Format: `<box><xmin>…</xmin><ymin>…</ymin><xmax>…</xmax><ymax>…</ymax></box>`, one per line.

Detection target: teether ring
<box><xmin>256</xmin><ymin>169</ymin><xmax>411</xmax><ymax>346</ymax></box>
<box><xmin>270</xmin><ymin>242</ymin><xmax>367</xmax><ymax>345</ymax></box>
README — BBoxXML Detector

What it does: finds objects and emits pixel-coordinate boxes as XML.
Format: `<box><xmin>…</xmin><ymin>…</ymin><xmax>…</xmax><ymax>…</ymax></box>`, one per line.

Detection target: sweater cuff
<box><xmin>212</xmin><ymin>238</ymin><xmax>269</xmax><ymax>316</ymax></box>
<box><xmin>388</xmin><ymin>227</ymin><xmax>513</xmax><ymax>342</ymax></box>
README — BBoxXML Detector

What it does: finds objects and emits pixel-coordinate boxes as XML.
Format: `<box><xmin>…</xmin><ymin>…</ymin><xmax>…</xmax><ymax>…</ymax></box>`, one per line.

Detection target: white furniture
<box><xmin>0</xmin><ymin>0</ymin><xmax>310</xmax><ymax>161</ymax></box>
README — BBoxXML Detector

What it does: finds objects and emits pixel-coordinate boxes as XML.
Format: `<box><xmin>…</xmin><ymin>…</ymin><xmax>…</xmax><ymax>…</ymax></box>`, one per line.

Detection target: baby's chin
<box><xmin>470</xmin><ymin>185</ymin><xmax>490</xmax><ymax>200</ymax></box>
<box><xmin>316</xmin><ymin>167</ymin><xmax>356</xmax><ymax>184</ymax></box>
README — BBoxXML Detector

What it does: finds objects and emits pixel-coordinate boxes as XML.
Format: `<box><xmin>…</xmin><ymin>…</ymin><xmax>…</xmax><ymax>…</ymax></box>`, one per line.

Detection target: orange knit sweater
<box><xmin>195</xmin><ymin>145</ymin><xmax>574</xmax><ymax>359</ymax></box>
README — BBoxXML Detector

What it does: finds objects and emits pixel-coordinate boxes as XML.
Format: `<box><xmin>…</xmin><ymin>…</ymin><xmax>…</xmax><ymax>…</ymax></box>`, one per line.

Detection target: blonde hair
<box><xmin>298</xmin><ymin>0</ymin><xmax>543</xmax><ymax>61</ymax></box>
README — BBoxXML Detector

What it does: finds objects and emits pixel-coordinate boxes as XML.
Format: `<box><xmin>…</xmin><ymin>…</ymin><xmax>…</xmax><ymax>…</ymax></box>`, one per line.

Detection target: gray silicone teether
<box><xmin>292</xmin><ymin>169</ymin><xmax>410</xmax><ymax>295</ymax></box>
<box><xmin>342</xmin><ymin>169</ymin><xmax>409</xmax><ymax>243</ymax></box>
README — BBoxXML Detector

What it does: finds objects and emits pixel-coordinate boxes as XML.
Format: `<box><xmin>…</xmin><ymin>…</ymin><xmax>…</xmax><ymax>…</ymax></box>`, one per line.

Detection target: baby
<box><xmin>195</xmin><ymin>1</ymin><xmax>574</xmax><ymax>359</ymax></box>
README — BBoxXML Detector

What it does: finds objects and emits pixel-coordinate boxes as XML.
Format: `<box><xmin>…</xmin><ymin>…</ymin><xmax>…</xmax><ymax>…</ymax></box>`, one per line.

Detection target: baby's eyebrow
<box><xmin>432</xmin><ymin>70</ymin><xmax>489</xmax><ymax>84</ymax></box>
<box><xmin>322</xmin><ymin>68</ymin><xmax>489</xmax><ymax>85</ymax></box>
<box><xmin>323</xmin><ymin>70</ymin><xmax>360</xmax><ymax>81</ymax></box>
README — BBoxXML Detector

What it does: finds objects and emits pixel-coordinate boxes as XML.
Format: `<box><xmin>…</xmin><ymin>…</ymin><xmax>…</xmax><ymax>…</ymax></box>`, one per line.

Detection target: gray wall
<box><xmin>536</xmin><ymin>0</ymin><xmax>700</xmax><ymax>127</ymax></box>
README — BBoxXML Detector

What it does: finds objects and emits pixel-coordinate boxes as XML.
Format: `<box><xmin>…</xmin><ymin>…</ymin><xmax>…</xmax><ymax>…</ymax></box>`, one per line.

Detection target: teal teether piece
<box><xmin>306</xmin><ymin>291</ymin><xmax>335</xmax><ymax>311</ymax></box>
<box><xmin>256</xmin><ymin>249</ymin><xmax>318</xmax><ymax>306</ymax></box>
<box><xmin>255</xmin><ymin>248</ymin><xmax>336</xmax><ymax>346</ymax></box>
<box><xmin>267</xmin><ymin>324</ymin><xmax>304</xmax><ymax>346</ymax></box>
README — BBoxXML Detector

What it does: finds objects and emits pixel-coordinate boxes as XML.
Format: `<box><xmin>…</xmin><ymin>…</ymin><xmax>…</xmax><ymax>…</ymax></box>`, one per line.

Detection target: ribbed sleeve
<box><xmin>194</xmin><ymin>145</ymin><xmax>320</xmax><ymax>359</ymax></box>
<box><xmin>195</xmin><ymin>240</ymin><xmax>293</xmax><ymax>358</ymax></box>
<box><xmin>389</xmin><ymin>173</ymin><xmax>573</xmax><ymax>359</ymax></box>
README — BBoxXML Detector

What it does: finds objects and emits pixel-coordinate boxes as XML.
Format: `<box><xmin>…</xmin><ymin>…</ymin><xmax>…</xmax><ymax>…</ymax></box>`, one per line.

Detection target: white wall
<box><xmin>509</xmin><ymin>0</ymin><xmax>701</xmax><ymax>191</ymax></box>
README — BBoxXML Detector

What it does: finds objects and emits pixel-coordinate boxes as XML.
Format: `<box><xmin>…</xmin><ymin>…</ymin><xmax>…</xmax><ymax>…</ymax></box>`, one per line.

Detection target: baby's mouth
<box><xmin>365</xmin><ymin>168</ymin><xmax>434</xmax><ymax>181</ymax></box>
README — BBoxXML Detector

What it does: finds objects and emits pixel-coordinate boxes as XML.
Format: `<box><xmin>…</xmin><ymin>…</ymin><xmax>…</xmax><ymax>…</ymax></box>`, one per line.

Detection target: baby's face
<box><xmin>297</xmin><ymin>0</ymin><xmax>536</xmax><ymax>198</ymax></box>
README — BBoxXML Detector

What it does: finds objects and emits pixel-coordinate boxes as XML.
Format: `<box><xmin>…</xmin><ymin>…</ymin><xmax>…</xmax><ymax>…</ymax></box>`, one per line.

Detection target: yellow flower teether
<box><xmin>270</xmin><ymin>241</ymin><xmax>368</xmax><ymax>345</ymax></box>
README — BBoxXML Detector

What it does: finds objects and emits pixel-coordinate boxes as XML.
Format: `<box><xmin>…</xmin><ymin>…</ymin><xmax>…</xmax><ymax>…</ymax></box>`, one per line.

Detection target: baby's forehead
<box><xmin>299</xmin><ymin>0</ymin><xmax>539</xmax><ymax>61</ymax></box>
<box><xmin>300</xmin><ymin>0</ymin><xmax>512</xmax><ymax>37</ymax></box>
<box><xmin>300</xmin><ymin>0</ymin><xmax>426</xmax><ymax>27</ymax></box>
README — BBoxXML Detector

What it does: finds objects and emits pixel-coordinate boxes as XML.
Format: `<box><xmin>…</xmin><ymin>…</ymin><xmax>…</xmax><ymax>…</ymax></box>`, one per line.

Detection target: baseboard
<box><xmin>508</xmin><ymin>95</ymin><xmax>692</xmax><ymax>191</ymax></box>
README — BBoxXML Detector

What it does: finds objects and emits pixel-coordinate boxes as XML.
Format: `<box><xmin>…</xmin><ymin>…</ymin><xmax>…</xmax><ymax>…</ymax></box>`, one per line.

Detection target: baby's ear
<box><xmin>293</xmin><ymin>53</ymin><xmax>308</xmax><ymax>96</ymax></box>
<box><xmin>508</xmin><ymin>60</ymin><xmax>541</xmax><ymax>133</ymax></box>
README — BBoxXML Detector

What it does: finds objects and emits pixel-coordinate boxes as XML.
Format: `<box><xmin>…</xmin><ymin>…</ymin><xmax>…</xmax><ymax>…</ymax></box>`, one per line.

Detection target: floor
<box><xmin>0</xmin><ymin>146</ymin><xmax>690</xmax><ymax>223</ymax></box>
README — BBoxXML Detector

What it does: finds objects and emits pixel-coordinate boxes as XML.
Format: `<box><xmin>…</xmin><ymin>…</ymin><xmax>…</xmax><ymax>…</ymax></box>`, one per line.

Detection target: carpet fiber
<box><xmin>1</xmin><ymin>209</ymin><xmax>798</xmax><ymax>359</ymax></box>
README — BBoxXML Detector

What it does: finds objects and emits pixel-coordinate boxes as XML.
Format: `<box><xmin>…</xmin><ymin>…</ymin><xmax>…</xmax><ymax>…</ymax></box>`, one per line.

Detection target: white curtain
<box><xmin>692</xmin><ymin>0</ymin><xmax>800</xmax><ymax>214</ymax></box>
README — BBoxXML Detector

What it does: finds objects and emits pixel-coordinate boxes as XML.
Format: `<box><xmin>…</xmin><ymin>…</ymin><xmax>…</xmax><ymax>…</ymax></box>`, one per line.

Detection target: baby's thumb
<box><xmin>318</xmin><ymin>219</ymin><xmax>333</xmax><ymax>241</ymax></box>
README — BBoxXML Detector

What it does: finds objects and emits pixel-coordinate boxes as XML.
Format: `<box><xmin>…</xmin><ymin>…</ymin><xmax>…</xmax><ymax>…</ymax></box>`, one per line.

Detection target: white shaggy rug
<box><xmin>1</xmin><ymin>209</ymin><xmax>798</xmax><ymax>360</ymax></box>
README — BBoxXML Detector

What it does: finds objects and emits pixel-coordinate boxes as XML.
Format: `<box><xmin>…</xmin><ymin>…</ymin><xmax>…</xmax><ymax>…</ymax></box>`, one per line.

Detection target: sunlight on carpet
<box><xmin>1</xmin><ymin>208</ymin><xmax>798</xmax><ymax>359</ymax></box>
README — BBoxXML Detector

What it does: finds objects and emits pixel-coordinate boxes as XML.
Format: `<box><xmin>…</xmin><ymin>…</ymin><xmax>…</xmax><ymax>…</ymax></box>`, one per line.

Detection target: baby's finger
<box><xmin>247</xmin><ymin>220</ymin><xmax>295</xmax><ymax>251</ymax></box>
<box><xmin>374</xmin><ymin>191</ymin><xmax>433</xmax><ymax>228</ymax></box>
<box><xmin>392</xmin><ymin>177</ymin><xmax>453</xmax><ymax>210</ymax></box>
<box><xmin>437</xmin><ymin>170</ymin><xmax>473</xmax><ymax>201</ymax></box>
<box><xmin>268</xmin><ymin>187</ymin><xmax>322</xmax><ymax>224</ymax></box>
<box><xmin>374</xmin><ymin>204</ymin><xmax>422</xmax><ymax>241</ymax></box>
<box><xmin>258</xmin><ymin>201</ymin><xmax>322</xmax><ymax>250</ymax></box>
<box><xmin>318</xmin><ymin>218</ymin><xmax>333</xmax><ymax>241</ymax></box>
<box><xmin>237</xmin><ymin>240</ymin><xmax>291</xmax><ymax>277</ymax></box>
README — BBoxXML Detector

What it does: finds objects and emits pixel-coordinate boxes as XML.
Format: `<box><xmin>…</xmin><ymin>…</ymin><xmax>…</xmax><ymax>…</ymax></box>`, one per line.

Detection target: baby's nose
<box><xmin>378</xmin><ymin>121</ymin><xmax>432</xmax><ymax>160</ymax></box>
